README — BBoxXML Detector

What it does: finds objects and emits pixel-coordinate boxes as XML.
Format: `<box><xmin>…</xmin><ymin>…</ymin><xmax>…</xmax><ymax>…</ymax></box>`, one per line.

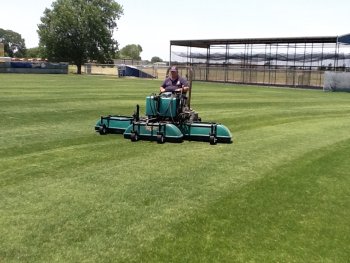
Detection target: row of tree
<box><xmin>0</xmin><ymin>28</ymin><xmax>26</xmax><ymax>58</ymax></box>
<box><xmin>0</xmin><ymin>34</ymin><xmax>162</xmax><ymax>63</ymax></box>
<box><xmin>0</xmin><ymin>0</ymin><xmax>163</xmax><ymax>73</ymax></box>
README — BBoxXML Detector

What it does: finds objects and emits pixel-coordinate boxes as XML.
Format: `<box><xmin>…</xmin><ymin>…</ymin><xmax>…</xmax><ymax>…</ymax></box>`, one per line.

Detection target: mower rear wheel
<box><xmin>156</xmin><ymin>134</ymin><xmax>165</xmax><ymax>144</ymax></box>
<box><xmin>209</xmin><ymin>135</ymin><xmax>217</xmax><ymax>145</ymax></box>
<box><xmin>130</xmin><ymin>132</ymin><xmax>139</xmax><ymax>142</ymax></box>
<box><xmin>99</xmin><ymin>125</ymin><xmax>107</xmax><ymax>135</ymax></box>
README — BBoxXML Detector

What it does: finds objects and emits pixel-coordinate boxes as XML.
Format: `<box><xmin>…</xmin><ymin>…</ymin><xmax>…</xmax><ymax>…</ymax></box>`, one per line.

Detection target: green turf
<box><xmin>0</xmin><ymin>74</ymin><xmax>349</xmax><ymax>262</ymax></box>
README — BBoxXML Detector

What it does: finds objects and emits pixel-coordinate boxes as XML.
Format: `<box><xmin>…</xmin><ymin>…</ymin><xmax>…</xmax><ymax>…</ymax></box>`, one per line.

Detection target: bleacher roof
<box><xmin>170</xmin><ymin>34</ymin><xmax>350</xmax><ymax>48</ymax></box>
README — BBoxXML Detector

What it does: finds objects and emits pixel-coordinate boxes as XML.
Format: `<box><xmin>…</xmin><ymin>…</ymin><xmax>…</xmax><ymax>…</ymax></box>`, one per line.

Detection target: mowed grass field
<box><xmin>0</xmin><ymin>74</ymin><xmax>349</xmax><ymax>262</ymax></box>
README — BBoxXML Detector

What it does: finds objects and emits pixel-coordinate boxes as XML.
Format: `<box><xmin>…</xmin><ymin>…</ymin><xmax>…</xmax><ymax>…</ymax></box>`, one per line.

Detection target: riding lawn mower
<box><xmin>94</xmin><ymin>67</ymin><xmax>232</xmax><ymax>145</ymax></box>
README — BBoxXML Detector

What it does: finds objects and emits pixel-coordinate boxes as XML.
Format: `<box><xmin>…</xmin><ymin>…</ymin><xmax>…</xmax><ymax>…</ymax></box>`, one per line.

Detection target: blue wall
<box><xmin>0</xmin><ymin>62</ymin><xmax>68</xmax><ymax>74</ymax></box>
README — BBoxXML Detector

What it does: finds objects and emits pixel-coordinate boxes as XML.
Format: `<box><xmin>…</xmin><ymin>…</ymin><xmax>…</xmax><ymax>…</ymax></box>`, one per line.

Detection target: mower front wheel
<box><xmin>130</xmin><ymin>132</ymin><xmax>139</xmax><ymax>142</ymax></box>
<box><xmin>156</xmin><ymin>134</ymin><xmax>165</xmax><ymax>144</ymax></box>
<box><xmin>99</xmin><ymin>125</ymin><xmax>107</xmax><ymax>135</ymax></box>
<box><xmin>209</xmin><ymin>135</ymin><xmax>217</xmax><ymax>145</ymax></box>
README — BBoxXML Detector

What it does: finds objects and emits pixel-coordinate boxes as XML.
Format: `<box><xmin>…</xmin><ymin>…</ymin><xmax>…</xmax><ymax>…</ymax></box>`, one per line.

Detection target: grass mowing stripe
<box><xmin>137</xmin><ymin>138</ymin><xmax>350</xmax><ymax>263</ymax></box>
<box><xmin>1</xmin><ymin>74</ymin><xmax>349</xmax><ymax>262</ymax></box>
<box><xmin>2</xmin><ymin>119</ymin><xmax>348</xmax><ymax>262</ymax></box>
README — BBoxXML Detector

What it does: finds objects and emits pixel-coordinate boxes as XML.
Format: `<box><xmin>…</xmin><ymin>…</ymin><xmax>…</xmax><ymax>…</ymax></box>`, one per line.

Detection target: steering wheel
<box><xmin>164</xmin><ymin>85</ymin><xmax>179</xmax><ymax>92</ymax></box>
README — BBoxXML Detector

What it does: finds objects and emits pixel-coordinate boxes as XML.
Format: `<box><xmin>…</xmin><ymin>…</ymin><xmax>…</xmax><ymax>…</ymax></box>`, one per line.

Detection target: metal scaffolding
<box><xmin>170</xmin><ymin>34</ymin><xmax>350</xmax><ymax>88</ymax></box>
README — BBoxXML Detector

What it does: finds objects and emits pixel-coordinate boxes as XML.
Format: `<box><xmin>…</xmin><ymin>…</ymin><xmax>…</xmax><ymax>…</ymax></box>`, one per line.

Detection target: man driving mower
<box><xmin>159</xmin><ymin>66</ymin><xmax>189</xmax><ymax>93</ymax></box>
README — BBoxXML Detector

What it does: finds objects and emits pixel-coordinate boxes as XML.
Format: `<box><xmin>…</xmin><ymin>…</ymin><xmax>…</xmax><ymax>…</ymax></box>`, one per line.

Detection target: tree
<box><xmin>119</xmin><ymin>44</ymin><xmax>142</xmax><ymax>60</ymax></box>
<box><xmin>0</xmin><ymin>28</ymin><xmax>26</xmax><ymax>57</ymax></box>
<box><xmin>151</xmin><ymin>56</ymin><xmax>163</xmax><ymax>63</ymax></box>
<box><xmin>37</xmin><ymin>0</ymin><xmax>123</xmax><ymax>74</ymax></box>
<box><xmin>25</xmin><ymin>47</ymin><xmax>44</xmax><ymax>59</ymax></box>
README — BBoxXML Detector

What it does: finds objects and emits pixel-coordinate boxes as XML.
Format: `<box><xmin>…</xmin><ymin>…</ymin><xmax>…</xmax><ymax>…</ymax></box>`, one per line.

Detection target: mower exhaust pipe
<box><xmin>133</xmin><ymin>104</ymin><xmax>140</xmax><ymax>121</ymax></box>
<box><xmin>187</xmin><ymin>67</ymin><xmax>193</xmax><ymax>109</ymax></box>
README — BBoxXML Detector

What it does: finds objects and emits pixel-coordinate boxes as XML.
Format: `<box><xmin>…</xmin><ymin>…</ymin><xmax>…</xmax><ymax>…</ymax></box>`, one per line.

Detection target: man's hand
<box><xmin>160</xmin><ymin>87</ymin><xmax>166</xmax><ymax>93</ymax></box>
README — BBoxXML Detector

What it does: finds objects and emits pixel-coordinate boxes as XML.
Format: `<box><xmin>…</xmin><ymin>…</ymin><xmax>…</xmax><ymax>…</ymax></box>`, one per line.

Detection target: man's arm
<box><xmin>174</xmin><ymin>86</ymin><xmax>188</xmax><ymax>92</ymax></box>
<box><xmin>175</xmin><ymin>78</ymin><xmax>189</xmax><ymax>92</ymax></box>
<box><xmin>160</xmin><ymin>78</ymin><xmax>167</xmax><ymax>93</ymax></box>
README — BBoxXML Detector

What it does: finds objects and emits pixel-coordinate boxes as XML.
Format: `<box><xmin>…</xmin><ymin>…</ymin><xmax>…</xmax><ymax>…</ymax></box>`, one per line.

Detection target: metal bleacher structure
<box><xmin>84</xmin><ymin>60</ymin><xmax>169</xmax><ymax>79</ymax></box>
<box><xmin>169</xmin><ymin>34</ymin><xmax>350</xmax><ymax>89</ymax></box>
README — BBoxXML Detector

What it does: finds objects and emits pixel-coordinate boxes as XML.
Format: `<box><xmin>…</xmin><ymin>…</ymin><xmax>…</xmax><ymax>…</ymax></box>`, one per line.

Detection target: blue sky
<box><xmin>1</xmin><ymin>0</ymin><xmax>349</xmax><ymax>60</ymax></box>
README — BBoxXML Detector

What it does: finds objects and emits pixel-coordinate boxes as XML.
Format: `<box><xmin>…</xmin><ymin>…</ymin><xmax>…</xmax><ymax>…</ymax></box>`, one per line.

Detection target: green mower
<box><xmin>94</xmin><ymin>67</ymin><xmax>232</xmax><ymax>145</ymax></box>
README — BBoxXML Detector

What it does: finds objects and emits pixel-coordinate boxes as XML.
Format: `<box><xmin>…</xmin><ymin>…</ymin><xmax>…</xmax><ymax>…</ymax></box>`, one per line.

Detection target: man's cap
<box><xmin>170</xmin><ymin>66</ymin><xmax>178</xmax><ymax>72</ymax></box>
